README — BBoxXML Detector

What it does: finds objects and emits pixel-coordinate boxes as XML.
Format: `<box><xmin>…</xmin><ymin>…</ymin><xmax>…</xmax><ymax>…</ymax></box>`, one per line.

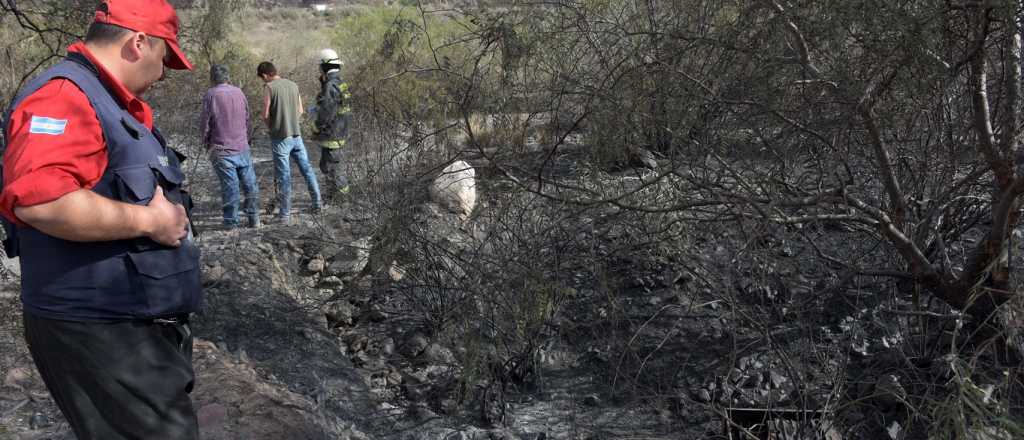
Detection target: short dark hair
<box><xmin>84</xmin><ymin>22</ymin><xmax>132</xmax><ymax>45</ymax></box>
<box><xmin>210</xmin><ymin>64</ymin><xmax>229</xmax><ymax>84</ymax></box>
<box><xmin>256</xmin><ymin>61</ymin><xmax>277</xmax><ymax>77</ymax></box>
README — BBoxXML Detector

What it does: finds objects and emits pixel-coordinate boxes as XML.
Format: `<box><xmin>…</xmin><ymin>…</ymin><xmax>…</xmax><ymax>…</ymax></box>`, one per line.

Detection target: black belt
<box><xmin>151</xmin><ymin>314</ymin><xmax>189</xmax><ymax>325</ymax></box>
<box><xmin>151</xmin><ymin>314</ymin><xmax>191</xmax><ymax>352</ymax></box>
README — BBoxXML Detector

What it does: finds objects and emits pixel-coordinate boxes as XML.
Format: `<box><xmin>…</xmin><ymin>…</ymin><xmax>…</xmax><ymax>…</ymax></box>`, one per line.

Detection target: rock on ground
<box><xmin>191</xmin><ymin>339</ymin><xmax>346</xmax><ymax>439</ymax></box>
<box><xmin>429</xmin><ymin>160</ymin><xmax>476</xmax><ymax>219</ymax></box>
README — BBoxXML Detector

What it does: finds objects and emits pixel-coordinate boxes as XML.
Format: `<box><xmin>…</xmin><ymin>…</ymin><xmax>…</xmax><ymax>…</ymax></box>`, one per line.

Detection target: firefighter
<box><xmin>313</xmin><ymin>48</ymin><xmax>352</xmax><ymax>203</ymax></box>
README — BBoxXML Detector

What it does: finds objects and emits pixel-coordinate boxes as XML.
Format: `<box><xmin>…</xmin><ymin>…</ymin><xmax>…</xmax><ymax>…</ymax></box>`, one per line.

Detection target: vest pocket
<box><xmin>114</xmin><ymin>164</ymin><xmax>185</xmax><ymax>205</ymax></box>
<box><xmin>126</xmin><ymin>243</ymin><xmax>202</xmax><ymax>318</ymax></box>
<box><xmin>114</xmin><ymin>166</ymin><xmax>158</xmax><ymax>204</ymax></box>
<box><xmin>150</xmin><ymin>162</ymin><xmax>185</xmax><ymax>185</ymax></box>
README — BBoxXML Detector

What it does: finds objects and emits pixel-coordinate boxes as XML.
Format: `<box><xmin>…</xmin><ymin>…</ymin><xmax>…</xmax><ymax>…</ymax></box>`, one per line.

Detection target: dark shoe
<box><xmin>246</xmin><ymin>217</ymin><xmax>261</xmax><ymax>228</ymax></box>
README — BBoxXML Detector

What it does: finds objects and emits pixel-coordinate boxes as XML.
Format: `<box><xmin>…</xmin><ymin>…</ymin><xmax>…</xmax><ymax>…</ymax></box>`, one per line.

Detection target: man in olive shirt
<box><xmin>257</xmin><ymin>61</ymin><xmax>321</xmax><ymax>223</ymax></box>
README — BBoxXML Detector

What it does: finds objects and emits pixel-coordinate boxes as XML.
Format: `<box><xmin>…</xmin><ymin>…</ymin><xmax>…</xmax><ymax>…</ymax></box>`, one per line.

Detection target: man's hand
<box><xmin>141</xmin><ymin>186</ymin><xmax>188</xmax><ymax>247</ymax></box>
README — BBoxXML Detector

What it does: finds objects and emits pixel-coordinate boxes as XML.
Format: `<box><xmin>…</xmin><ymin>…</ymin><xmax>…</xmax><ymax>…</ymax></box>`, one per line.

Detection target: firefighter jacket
<box><xmin>313</xmin><ymin>71</ymin><xmax>352</xmax><ymax>149</ymax></box>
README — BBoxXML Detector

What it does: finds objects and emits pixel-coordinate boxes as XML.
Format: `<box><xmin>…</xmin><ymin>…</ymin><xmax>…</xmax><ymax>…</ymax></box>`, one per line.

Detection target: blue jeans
<box><xmin>211</xmin><ymin>150</ymin><xmax>259</xmax><ymax>226</ymax></box>
<box><xmin>271</xmin><ymin>136</ymin><xmax>321</xmax><ymax>218</ymax></box>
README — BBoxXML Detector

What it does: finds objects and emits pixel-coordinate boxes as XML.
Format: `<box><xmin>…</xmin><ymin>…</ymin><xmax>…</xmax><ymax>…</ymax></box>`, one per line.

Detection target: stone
<box><xmin>387</xmin><ymin>370</ymin><xmax>404</xmax><ymax>386</ymax></box>
<box><xmin>388</xmin><ymin>261</ymin><xmax>406</xmax><ymax>282</ymax></box>
<box><xmin>440</xmin><ymin>398</ymin><xmax>459</xmax><ymax>414</ymax></box>
<box><xmin>487</xmin><ymin>429</ymin><xmax>521</xmax><ymax>440</ymax></box>
<box><xmin>202</xmin><ymin>264</ymin><xmax>227</xmax><ymax>286</ymax></box>
<box><xmin>1</xmin><ymin>255</ymin><xmax>20</xmax><ymax>278</ymax></box>
<box><xmin>422</xmin><ymin>343</ymin><xmax>456</xmax><ymax>364</ymax></box>
<box><xmin>347</xmin><ymin>335</ymin><xmax>370</xmax><ymax>353</ymax></box>
<box><xmin>3</xmin><ymin>367</ymin><xmax>32</xmax><ymax>390</ymax></box>
<box><xmin>738</xmin><ymin>355</ymin><xmax>761</xmax><ymax>370</ymax></box>
<box><xmin>401</xmin><ymin>333</ymin><xmax>430</xmax><ymax>358</ymax></box>
<box><xmin>403</xmin><ymin>382</ymin><xmax>430</xmax><ymax>401</ymax></box>
<box><xmin>453</xmin><ymin>428</ymin><xmax>488</xmax><ymax>440</ymax></box>
<box><xmin>366</xmin><ymin>305</ymin><xmax>388</xmax><ymax>322</ymax></box>
<box><xmin>445</xmin><ymin>431</ymin><xmax>469</xmax><ymax>440</ymax></box>
<box><xmin>768</xmin><ymin>370</ymin><xmax>789</xmax><ymax>389</ymax></box>
<box><xmin>381</xmin><ymin>337</ymin><xmax>396</xmax><ymax>356</ymax></box>
<box><xmin>886</xmin><ymin>421</ymin><xmax>901</xmax><ymax>440</ymax></box>
<box><xmin>325</xmin><ymin>301</ymin><xmax>355</xmax><ymax>327</ymax></box>
<box><xmin>29</xmin><ymin>413</ymin><xmax>51</xmax><ymax>429</ymax></box>
<box><xmin>413</xmin><ymin>404</ymin><xmax>438</xmax><ymax>421</ymax></box>
<box><xmin>328</xmin><ymin>237</ymin><xmax>372</xmax><ymax>276</ymax></box>
<box><xmin>968</xmin><ymin>426</ymin><xmax>1013</xmax><ymax>440</ymax></box>
<box><xmin>320</xmin><ymin>276</ymin><xmax>344</xmax><ymax>288</ymax></box>
<box><xmin>236</xmin><ymin>349</ymin><xmax>251</xmax><ymax>365</ymax></box>
<box><xmin>306</xmin><ymin>256</ymin><xmax>326</xmax><ymax>273</ymax></box>
<box><xmin>627</xmin><ymin>145</ymin><xmax>658</xmax><ymax>169</ymax></box>
<box><xmin>353</xmin><ymin>351</ymin><xmax>382</xmax><ymax>369</ymax></box>
<box><xmin>656</xmin><ymin>408</ymin><xmax>674</xmax><ymax>424</ymax></box>
<box><xmin>340</xmin><ymin>425</ymin><xmax>371</xmax><ymax>440</ymax></box>
<box><xmin>429</xmin><ymin>160</ymin><xmax>476</xmax><ymax>219</ymax></box>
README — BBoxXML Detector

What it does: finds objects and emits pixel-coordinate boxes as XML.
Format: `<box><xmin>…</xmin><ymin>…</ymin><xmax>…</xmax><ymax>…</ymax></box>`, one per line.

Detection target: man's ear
<box><xmin>124</xmin><ymin>31</ymin><xmax>147</xmax><ymax>61</ymax></box>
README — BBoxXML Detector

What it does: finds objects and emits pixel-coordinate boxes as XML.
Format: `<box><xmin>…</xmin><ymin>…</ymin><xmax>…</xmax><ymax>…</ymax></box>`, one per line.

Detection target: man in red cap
<box><xmin>1</xmin><ymin>1</ymin><xmax>202</xmax><ymax>438</ymax></box>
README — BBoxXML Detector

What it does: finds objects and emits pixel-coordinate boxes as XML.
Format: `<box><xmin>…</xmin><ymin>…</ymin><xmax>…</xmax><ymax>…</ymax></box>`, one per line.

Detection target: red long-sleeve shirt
<box><xmin>1</xmin><ymin>42</ymin><xmax>154</xmax><ymax>225</ymax></box>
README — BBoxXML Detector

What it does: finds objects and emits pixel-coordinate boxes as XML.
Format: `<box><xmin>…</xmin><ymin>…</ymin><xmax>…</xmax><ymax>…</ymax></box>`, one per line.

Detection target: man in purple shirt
<box><xmin>199</xmin><ymin>64</ymin><xmax>260</xmax><ymax>228</ymax></box>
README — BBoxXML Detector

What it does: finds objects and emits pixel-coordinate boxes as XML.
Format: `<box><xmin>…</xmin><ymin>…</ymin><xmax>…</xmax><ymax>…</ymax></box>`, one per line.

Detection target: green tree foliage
<box><xmin>325</xmin><ymin>5</ymin><xmax>474</xmax><ymax>137</ymax></box>
<box><xmin>194</xmin><ymin>0</ymin><xmax>248</xmax><ymax>65</ymax></box>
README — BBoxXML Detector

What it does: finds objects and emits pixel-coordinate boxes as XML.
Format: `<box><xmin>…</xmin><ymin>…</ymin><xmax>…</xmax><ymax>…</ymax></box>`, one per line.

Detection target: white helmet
<box><xmin>318</xmin><ymin>48</ymin><xmax>341</xmax><ymax>66</ymax></box>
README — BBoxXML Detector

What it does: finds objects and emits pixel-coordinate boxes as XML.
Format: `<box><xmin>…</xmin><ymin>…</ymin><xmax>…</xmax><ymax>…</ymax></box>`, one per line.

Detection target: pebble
<box><xmin>306</xmin><ymin>257</ymin><xmax>326</xmax><ymax>273</ymax></box>
<box><xmin>28</xmin><ymin>413</ymin><xmax>50</xmax><ymax>429</ymax></box>
<box><xmin>3</xmin><ymin>367</ymin><xmax>32</xmax><ymax>390</ymax></box>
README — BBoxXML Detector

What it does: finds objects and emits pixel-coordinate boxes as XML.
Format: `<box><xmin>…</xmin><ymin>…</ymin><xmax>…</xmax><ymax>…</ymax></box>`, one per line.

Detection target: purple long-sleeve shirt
<box><xmin>199</xmin><ymin>83</ymin><xmax>251</xmax><ymax>156</ymax></box>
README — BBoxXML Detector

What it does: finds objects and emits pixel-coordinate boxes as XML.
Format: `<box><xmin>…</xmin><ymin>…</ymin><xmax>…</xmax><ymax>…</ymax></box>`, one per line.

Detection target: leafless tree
<box><xmin>430</xmin><ymin>0</ymin><xmax>1024</xmax><ymax>353</ymax></box>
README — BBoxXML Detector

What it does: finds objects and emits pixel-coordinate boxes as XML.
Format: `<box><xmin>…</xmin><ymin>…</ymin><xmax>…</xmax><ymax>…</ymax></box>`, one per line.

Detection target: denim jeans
<box><xmin>271</xmin><ymin>136</ymin><xmax>321</xmax><ymax>218</ymax></box>
<box><xmin>211</xmin><ymin>150</ymin><xmax>259</xmax><ymax>226</ymax></box>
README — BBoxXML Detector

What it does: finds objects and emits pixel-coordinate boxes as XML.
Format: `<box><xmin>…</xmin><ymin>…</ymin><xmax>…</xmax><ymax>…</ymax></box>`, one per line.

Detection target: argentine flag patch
<box><xmin>29</xmin><ymin>116</ymin><xmax>67</xmax><ymax>136</ymax></box>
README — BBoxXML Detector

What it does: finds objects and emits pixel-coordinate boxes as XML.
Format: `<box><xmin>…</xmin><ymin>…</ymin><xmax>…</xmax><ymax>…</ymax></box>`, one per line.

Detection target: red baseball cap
<box><xmin>93</xmin><ymin>0</ymin><xmax>193</xmax><ymax>70</ymax></box>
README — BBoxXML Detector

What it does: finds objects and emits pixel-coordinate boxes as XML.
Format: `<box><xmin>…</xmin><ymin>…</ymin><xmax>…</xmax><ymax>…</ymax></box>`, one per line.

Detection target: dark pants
<box><xmin>23</xmin><ymin>311</ymin><xmax>198</xmax><ymax>440</ymax></box>
<box><xmin>319</xmin><ymin>146</ymin><xmax>349</xmax><ymax>203</ymax></box>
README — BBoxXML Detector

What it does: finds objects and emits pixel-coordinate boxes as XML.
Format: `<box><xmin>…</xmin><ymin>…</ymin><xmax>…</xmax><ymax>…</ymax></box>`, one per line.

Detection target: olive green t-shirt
<box><xmin>266</xmin><ymin>78</ymin><xmax>302</xmax><ymax>139</ymax></box>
